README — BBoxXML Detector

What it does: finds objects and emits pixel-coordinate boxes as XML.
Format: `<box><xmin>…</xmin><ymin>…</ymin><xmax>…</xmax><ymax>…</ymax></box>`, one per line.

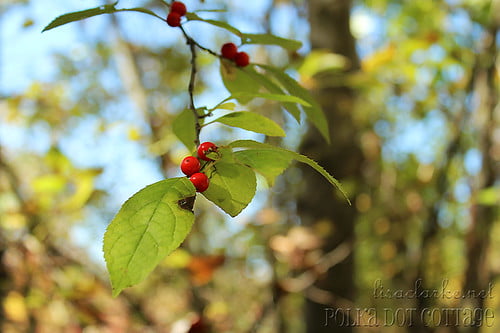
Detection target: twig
<box><xmin>189</xmin><ymin>38</ymin><xmax>219</xmax><ymax>57</ymax></box>
<box><xmin>180</xmin><ymin>25</ymin><xmax>202</xmax><ymax>146</ymax></box>
<box><xmin>112</xmin><ymin>5</ymin><xmax>226</xmax><ymax>146</ymax></box>
<box><xmin>279</xmin><ymin>241</ymin><xmax>353</xmax><ymax>293</ymax></box>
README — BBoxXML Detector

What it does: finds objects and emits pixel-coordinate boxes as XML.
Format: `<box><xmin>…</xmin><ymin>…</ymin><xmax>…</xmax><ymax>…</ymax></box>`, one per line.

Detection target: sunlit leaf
<box><xmin>103</xmin><ymin>177</ymin><xmax>196</xmax><ymax>296</ymax></box>
<box><xmin>229</xmin><ymin>92</ymin><xmax>310</xmax><ymax>106</ymax></box>
<box><xmin>202</xmin><ymin>162</ymin><xmax>256</xmax><ymax>217</ymax></box>
<box><xmin>186</xmin><ymin>12</ymin><xmax>242</xmax><ymax>36</ymax></box>
<box><xmin>213</xmin><ymin>102</ymin><xmax>237</xmax><ymax>111</ymax></box>
<box><xmin>210</xmin><ymin>111</ymin><xmax>285</xmax><ymax>136</ymax></box>
<box><xmin>299</xmin><ymin>50</ymin><xmax>348</xmax><ymax>77</ymax></box>
<box><xmin>173</xmin><ymin>109</ymin><xmax>197</xmax><ymax>151</ymax></box>
<box><xmin>42</xmin><ymin>3</ymin><xmax>118</xmax><ymax>32</ymax></box>
<box><xmin>220</xmin><ymin>61</ymin><xmax>260</xmax><ymax>104</ymax></box>
<box><xmin>229</xmin><ymin>140</ymin><xmax>349</xmax><ymax>203</ymax></box>
<box><xmin>241</xmin><ymin>33</ymin><xmax>302</xmax><ymax>51</ymax></box>
<box><xmin>259</xmin><ymin>65</ymin><xmax>330</xmax><ymax>142</ymax></box>
<box><xmin>234</xmin><ymin>149</ymin><xmax>292</xmax><ymax>186</ymax></box>
<box><xmin>242</xmin><ymin>68</ymin><xmax>302</xmax><ymax>121</ymax></box>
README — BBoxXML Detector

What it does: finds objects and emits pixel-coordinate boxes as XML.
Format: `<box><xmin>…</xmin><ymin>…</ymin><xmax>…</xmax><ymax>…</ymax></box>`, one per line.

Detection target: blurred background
<box><xmin>0</xmin><ymin>0</ymin><xmax>499</xmax><ymax>332</ymax></box>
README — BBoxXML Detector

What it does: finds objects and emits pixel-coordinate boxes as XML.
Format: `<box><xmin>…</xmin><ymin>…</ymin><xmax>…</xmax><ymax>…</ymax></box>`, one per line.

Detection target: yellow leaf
<box><xmin>161</xmin><ymin>248</ymin><xmax>192</xmax><ymax>268</ymax></box>
<box><xmin>62</xmin><ymin>169</ymin><xmax>101</xmax><ymax>210</ymax></box>
<box><xmin>44</xmin><ymin>147</ymin><xmax>72</xmax><ymax>174</ymax></box>
<box><xmin>128</xmin><ymin>127</ymin><xmax>141</xmax><ymax>141</ymax></box>
<box><xmin>299</xmin><ymin>49</ymin><xmax>348</xmax><ymax>79</ymax></box>
<box><xmin>3</xmin><ymin>292</ymin><xmax>28</xmax><ymax>323</ymax></box>
<box><xmin>361</xmin><ymin>44</ymin><xmax>396</xmax><ymax>73</ymax></box>
<box><xmin>2</xmin><ymin>213</ymin><xmax>27</xmax><ymax>230</ymax></box>
<box><xmin>32</xmin><ymin>175</ymin><xmax>66</xmax><ymax>194</ymax></box>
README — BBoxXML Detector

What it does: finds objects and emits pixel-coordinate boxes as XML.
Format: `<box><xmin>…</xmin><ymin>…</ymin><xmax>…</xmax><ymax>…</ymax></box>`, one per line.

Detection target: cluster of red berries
<box><xmin>165</xmin><ymin>4</ymin><xmax>249</xmax><ymax>67</ymax></box>
<box><xmin>166</xmin><ymin>1</ymin><xmax>187</xmax><ymax>27</ymax></box>
<box><xmin>221</xmin><ymin>43</ymin><xmax>250</xmax><ymax>67</ymax></box>
<box><xmin>180</xmin><ymin>142</ymin><xmax>218</xmax><ymax>193</ymax></box>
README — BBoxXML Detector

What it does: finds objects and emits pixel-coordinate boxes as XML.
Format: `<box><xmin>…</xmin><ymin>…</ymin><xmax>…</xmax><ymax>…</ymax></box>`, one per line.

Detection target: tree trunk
<box><xmin>299</xmin><ymin>1</ymin><xmax>361</xmax><ymax>332</ymax></box>
<box><xmin>461</xmin><ymin>25</ymin><xmax>498</xmax><ymax>333</ymax></box>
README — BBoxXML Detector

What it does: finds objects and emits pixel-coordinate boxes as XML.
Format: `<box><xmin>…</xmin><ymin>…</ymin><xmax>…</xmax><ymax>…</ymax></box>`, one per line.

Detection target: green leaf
<box><xmin>220</xmin><ymin>61</ymin><xmax>260</xmax><ymax>104</ymax></box>
<box><xmin>298</xmin><ymin>50</ymin><xmax>348</xmax><ymax>77</ymax></box>
<box><xmin>212</xmin><ymin>102</ymin><xmax>237</xmax><ymax>111</ymax></box>
<box><xmin>229</xmin><ymin>92</ymin><xmax>310</xmax><ymax>106</ymax></box>
<box><xmin>186</xmin><ymin>12</ymin><xmax>242</xmax><ymax>36</ymax></box>
<box><xmin>173</xmin><ymin>109</ymin><xmax>197</xmax><ymax>151</ymax></box>
<box><xmin>228</xmin><ymin>140</ymin><xmax>349</xmax><ymax>203</ymax></box>
<box><xmin>241</xmin><ymin>33</ymin><xmax>302</xmax><ymax>51</ymax></box>
<box><xmin>242</xmin><ymin>68</ymin><xmax>302</xmax><ymax>122</ymax></box>
<box><xmin>202</xmin><ymin>162</ymin><xmax>257</xmax><ymax>217</ymax></box>
<box><xmin>477</xmin><ymin>187</ymin><xmax>500</xmax><ymax>205</ymax></box>
<box><xmin>234</xmin><ymin>149</ymin><xmax>292</xmax><ymax>186</ymax></box>
<box><xmin>210</xmin><ymin>111</ymin><xmax>285</xmax><ymax>137</ymax></box>
<box><xmin>259</xmin><ymin>65</ymin><xmax>330</xmax><ymax>142</ymax></box>
<box><xmin>42</xmin><ymin>3</ymin><xmax>118</xmax><ymax>32</ymax></box>
<box><xmin>103</xmin><ymin>177</ymin><xmax>196</xmax><ymax>296</ymax></box>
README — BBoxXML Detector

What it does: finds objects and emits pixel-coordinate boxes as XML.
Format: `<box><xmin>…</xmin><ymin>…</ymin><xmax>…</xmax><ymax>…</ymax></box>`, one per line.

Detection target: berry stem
<box><xmin>200</xmin><ymin>161</ymin><xmax>212</xmax><ymax>173</ymax></box>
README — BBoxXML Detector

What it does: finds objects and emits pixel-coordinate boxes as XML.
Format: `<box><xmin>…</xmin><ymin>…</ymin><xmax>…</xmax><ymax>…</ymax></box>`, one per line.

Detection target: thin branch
<box><xmin>279</xmin><ymin>241</ymin><xmax>353</xmax><ymax>293</ymax></box>
<box><xmin>189</xmin><ymin>38</ymin><xmax>219</xmax><ymax>57</ymax></box>
<box><xmin>180</xmin><ymin>25</ymin><xmax>202</xmax><ymax>146</ymax></box>
<box><xmin>128</xmin><ymin>8</ymin><xmax>220</xmax><ymax>57</ymax></box>
<box><xmin>111</xmin><ymin>5</ymin><xmax>225</xmax><ymax>146</ymax></box>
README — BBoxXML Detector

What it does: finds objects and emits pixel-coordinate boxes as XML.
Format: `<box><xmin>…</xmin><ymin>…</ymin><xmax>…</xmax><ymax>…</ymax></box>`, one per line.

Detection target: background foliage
<box><xmin>0</xmin><ymin>0</ymin><xmax>499</xmax><ymax>332</ymax></box>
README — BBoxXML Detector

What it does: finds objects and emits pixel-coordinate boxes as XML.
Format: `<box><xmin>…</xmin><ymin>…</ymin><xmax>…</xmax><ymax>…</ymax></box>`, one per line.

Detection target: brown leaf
<box><xmin>187</xmin><ymin>255</ymin><xmax>225</xmax><ymax>286</ymax></box>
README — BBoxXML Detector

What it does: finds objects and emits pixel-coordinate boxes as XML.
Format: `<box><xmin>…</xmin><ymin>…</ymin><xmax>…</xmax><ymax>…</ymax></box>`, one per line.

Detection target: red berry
<box><xmin>166</xmin><ymin>12</ymin><xmax>181</xmax><ymax>27</ymax></box>
<box><xmin>189</xmin><ymin>173</ymin><xmax>209</xmax><ymax>192</ymax></box>
<box><xmin>235</xmin><ymin>52</ymin><xmax>250</xmax><ymax>67</ymax></box>
<box><xmin>221</xmin><ymin>43</ymin><xmax>238</xmax><ymax>60</ymax></box>
<box><xmin>197</xmin><ymin>142</ymin><xmax>217</xmax><ymax>161</ymax></box>
<box><xmin>181</xmin><ymin>156</ymin><xmax>201</xmax><ymax>176</ymax></box>
<box><xmin>171</xmin><ymin>1</ymin><xmax>187</xmax><ymax>16</ymax></box>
